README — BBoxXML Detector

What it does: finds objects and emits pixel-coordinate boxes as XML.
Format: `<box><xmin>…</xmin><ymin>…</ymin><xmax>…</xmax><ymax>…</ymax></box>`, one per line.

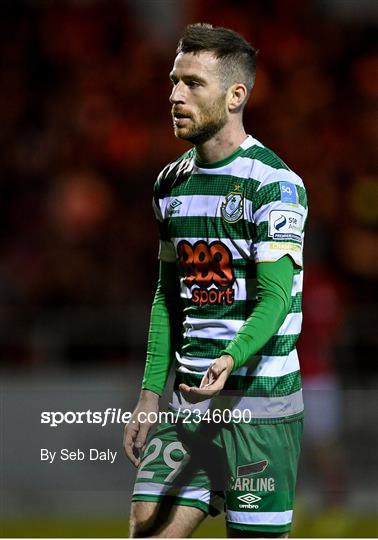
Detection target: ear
<box><xmin>227</xmin><ymin>83</ymin><xmax>248</xmax><ymax>112</ymax></box>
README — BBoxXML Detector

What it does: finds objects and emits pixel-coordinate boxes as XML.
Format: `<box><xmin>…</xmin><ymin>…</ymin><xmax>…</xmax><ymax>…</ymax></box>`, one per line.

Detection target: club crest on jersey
<box><xmin>221</xmin><ymin>192</ymin><xmax>243</xmax><ymax>223</ymax></box>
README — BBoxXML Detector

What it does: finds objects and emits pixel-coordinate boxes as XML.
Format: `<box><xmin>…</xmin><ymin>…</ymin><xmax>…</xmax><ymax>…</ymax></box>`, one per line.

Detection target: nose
<box><xmin>169</xmin><ymin>81</ymin><xmax>185</xmax><ymax>104</ymax></box>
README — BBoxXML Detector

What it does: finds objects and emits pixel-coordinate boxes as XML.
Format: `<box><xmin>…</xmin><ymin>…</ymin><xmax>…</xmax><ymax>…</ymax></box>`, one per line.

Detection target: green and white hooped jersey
<box><xmin>154</xmin><ymin>135</ymin><xmax>308</xmax><ymax>422</ymax></box>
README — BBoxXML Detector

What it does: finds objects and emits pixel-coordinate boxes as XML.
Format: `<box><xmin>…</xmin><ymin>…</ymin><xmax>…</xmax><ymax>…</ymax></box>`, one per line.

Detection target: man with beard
<box><xmin>124</xmin><ymin>23</ymin><xmax>307</xmax><ymax>538</ymax></box>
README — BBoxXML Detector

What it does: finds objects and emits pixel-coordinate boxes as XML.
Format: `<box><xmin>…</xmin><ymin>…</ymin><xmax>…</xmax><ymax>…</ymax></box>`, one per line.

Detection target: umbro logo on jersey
<box><xmin>170</xmin><ymin>199</ymin><xmax>182</xmax><ymax>209</ymax></box>
<box><xmin>168</xmin><ymin>199</ymin><xmax>182</xmax><ymax>215</ymax></box>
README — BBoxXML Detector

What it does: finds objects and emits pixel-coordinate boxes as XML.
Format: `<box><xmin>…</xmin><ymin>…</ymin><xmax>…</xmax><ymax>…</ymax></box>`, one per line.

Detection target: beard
<box><xmin>172</xmin><ymin>95</ymin><xmax>228</xmax><ymax>145</ymax></box>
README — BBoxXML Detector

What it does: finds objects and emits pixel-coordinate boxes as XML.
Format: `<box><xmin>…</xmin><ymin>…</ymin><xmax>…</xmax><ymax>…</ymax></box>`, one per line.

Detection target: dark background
<box><xmin>0</xmin><ymin>0</ymin><xmax>377</xmax><ymax>537</ymax></box>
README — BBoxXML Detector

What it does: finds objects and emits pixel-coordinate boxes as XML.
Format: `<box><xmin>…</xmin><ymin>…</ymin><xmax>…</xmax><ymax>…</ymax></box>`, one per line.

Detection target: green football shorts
<box><xmin>132</xmin><ymin>415</ymin><xmax>303</xmax><ymax>534</ymax></box>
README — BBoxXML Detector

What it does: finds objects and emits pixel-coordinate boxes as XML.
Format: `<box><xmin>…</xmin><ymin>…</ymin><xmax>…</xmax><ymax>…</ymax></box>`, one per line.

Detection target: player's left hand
<box><xmin>179</xmin><ymin>354</ymin><xmax>234</xmax><ymax>403</ymax></box>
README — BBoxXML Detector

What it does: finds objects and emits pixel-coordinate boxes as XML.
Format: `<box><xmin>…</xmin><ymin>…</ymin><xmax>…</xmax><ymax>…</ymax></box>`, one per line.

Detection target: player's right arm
<box><xmin>124</xmin><ymin>259</ymin><xmax>180</xmax><ymax>466</ymax></box>
<box><xmin>124</xmin><ymin>173</ymin><xmax>181</xmax><ymax>466</ymax></box>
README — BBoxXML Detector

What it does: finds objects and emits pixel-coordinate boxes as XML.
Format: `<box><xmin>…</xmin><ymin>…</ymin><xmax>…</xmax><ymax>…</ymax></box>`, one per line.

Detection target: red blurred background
<box><xmin>0</xmin><ymin>0</ymin><xmax>376</xmax><ymax>375</ymax></box>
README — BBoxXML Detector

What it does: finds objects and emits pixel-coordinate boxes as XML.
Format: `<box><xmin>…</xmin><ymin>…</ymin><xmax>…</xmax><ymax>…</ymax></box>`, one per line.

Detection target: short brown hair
<box><xmin>176</xmin><ymin>23</ymin><xmax>257</xmax><ymax>98</ymax></box>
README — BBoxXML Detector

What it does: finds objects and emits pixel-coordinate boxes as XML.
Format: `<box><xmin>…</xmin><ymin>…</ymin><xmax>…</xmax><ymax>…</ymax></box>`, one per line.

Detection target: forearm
<box><xmin>222</xmin><ymin>255</ymin><xmax>294</xmax><ymax>370</ymax></box>
<box><xmin>142</xmin><ymin>260</ymin><xmax>181</xmax><ymax>396</ymax></box>
<box><xmin>137</xmin><ymin>389</ymin><xmax>160</xmax><ymax>407</ymax></box>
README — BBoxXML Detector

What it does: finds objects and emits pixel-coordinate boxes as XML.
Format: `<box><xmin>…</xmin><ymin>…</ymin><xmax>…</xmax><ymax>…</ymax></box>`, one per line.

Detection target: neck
<box><xmin>195</xmin><ymin>120</ymin><xmax>247</xmax><ymax>164</ymax></box>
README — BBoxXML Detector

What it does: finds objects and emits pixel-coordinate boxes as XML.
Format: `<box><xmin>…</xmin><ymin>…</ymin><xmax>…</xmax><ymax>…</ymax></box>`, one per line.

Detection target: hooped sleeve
<box><xmin>141</xmin><ymin>259</ymin><xmax>181</xmax><ymax>396</ymax></box>
<box><xmin>141</xmin><ymin>176</ymin><xmax>181</xmax><ymax>395</ymax></box>
<box><xmin>221</xmin><ymin>255</ymin><xmax>294</xmax><ymax>370</ymax></box>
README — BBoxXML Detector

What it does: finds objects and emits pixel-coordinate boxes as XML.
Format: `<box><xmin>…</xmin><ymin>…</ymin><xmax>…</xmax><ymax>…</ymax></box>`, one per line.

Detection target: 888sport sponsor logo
<box><xmin>177</xmin><ymin>240</ymin><xmax>235</xmax><ymax>307</ymax></box>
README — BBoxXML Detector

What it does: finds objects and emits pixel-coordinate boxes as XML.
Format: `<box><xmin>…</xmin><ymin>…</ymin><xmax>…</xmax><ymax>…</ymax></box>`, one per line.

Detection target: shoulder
<box><xmin>154</xmin><ymin>148</ymin><xmax>195</xmax><ymax>200</ymax></box>
<box><xmin>243</xmin><ymin>139</ymin><xmax>290</xmax><ymax>171</ymax></box>
<box><xmin>242</xmin><ymin>137</ymin><xmax>304</xmax><ymax>189</ymax></box>
<box><xmin>243</xmin><ymin>138</ymin><xmax>306</xmax><ymax>199</ymax></box>
<box><xmin>241</xmin><ymin>137</ymin><xmax>306</xmax><ymax>206</ymax></box>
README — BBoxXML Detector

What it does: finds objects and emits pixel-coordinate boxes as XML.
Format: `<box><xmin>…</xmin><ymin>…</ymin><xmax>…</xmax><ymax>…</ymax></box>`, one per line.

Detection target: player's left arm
<box><xmin>179</xmin><ymin>255</ymin><xmax>294</xmax><ymax>402</ymax></box>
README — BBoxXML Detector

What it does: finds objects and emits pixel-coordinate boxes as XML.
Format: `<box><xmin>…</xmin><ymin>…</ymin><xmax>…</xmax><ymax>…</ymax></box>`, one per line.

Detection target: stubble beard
<box><xmin>174</xmin><ymin>96</ymin><xmax>228</xmax><ymax>146</ymax></box>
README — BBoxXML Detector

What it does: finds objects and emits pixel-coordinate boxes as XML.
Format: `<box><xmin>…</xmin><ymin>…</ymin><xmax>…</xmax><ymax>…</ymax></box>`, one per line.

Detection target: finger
<box><xmin>180</xmin><ymin>379</ymin><xmax>223</xmax><ymax>395</ymax></box>
<box><xmin>180</xmin><ymin>384</ymin><xmax>222</xmax><ymax>403</ymax></box>
<box><xmin>189</xmin><ymin>388</ymin><xmax>219</xmax><ymax>403</ymax></box>
<box><xmin>209</xmin><ymin>369</ymin><xmax>216</xmax><ymax>384</ymax></box>
<box><xmin>199</xmin><ymin>361</ymin><xmax>224</xmax><ymax>389</ymax></box>
<box><xmin>179</xmin><ymin>383</ymin><xmax>192</xmax><ymax>394</ymax></box>
<box><xmin>124</xmin><ymin>437</ymin><xmax>139</xmax><ymax>466</ymax></box>
<box><xmin>124</xmin><ymin>421</ymin><xmax>138</xmax><ymax>452</ymax></box>
<box><xmin>179</xmin><ymin>383</ymin><xmax>203</xmax><ymax>403</ymax></box>
<box><xmin>179</xmin><ymin>383</ymin><xmax>208</xmax><ymax>399</ymax></box>
<box><xmin>199</xmin><ymin>369</ymin><xmax>211</xmax><ymax>388</ymax></box>
<box><xmin>209</xmin><ymin>361</ymin><xmax>226</xmax><ymax>378</ymax></box>
<box><xmin>135</xmin><ymin>421</ymin><xmax>152</xmax><ymax>451</ymax></box>
<box><xmin>124</xmin><ymin>422</ymin><xmax>140</xmax><ymax>467</ymax></box>
<box><xmin>207</xmin><ymin>366</ymin><xmax>219</xmax><ymax>385</ymax></box>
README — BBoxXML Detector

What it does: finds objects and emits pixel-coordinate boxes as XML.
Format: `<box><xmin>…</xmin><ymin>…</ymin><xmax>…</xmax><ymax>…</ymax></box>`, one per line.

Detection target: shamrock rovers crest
<box><xmin>221</xmin><ymin>192</ymin><xmax>243</xmax><ymax>223</ymax></box>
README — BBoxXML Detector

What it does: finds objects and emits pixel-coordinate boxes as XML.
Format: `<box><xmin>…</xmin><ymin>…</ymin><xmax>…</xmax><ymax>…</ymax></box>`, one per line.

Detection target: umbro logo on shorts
<box><xmin>237</xmin><ymin>493</ymin><xmax>261</xmax><ymax>504</ymax></box>
<box><xmin>237</xmin><ymin>492</ymin><xmax>262</xmax><ymax>509</ymax></box>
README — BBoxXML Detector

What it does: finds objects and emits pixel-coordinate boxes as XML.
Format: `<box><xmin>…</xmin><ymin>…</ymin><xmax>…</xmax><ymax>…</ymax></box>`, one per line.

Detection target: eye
<box><xmin>187</xmin><ymin>80</ymin><xmax>200</xmax><ymax>88</ymax></box>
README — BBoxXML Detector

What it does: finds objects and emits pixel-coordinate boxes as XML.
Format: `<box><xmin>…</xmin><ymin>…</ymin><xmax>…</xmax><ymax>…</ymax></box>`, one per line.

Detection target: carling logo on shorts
<box><xmin>230</xmin><ymin>459</ymin><xmax>275</xmax><ymax>494</ymax></box>
<box><xmin>231</xmin><ymin>475</ymin><xmax>275</xmax><ymax>493</ymax></box>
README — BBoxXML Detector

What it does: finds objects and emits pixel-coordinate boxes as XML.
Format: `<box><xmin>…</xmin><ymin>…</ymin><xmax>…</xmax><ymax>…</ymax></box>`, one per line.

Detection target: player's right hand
<box><xmin>123</xmin><ymin>390</ymin><xmax>159</xmax><ymax>467</ymax></box>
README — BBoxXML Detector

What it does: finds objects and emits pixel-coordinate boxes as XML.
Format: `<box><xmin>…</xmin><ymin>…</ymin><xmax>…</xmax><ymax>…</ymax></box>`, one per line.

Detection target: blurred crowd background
<box><xmin>0</xmin><ymin>0</ymin><xmax>377</xmax><ymax>537</ymax></box>
<box><xmin>0</xmin><ymin>0</ymin><xmax>377</xmax><ymax>374</ymax></box>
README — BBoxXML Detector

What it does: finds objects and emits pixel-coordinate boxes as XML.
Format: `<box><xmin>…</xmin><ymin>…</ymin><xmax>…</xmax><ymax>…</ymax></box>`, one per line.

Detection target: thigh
<box><xmin>129</xmin><ymin>500</ymin><xmax>206</xmax><ymax>538</ymax></box>
<box><xmin>224</xmin><ymin>419</ymin><xmax>303</xmax><ymax>536</ymax></box>
<box><xmin>131</xmin><ymin>421</ymin><xmax>224</xmax><ymax>529</ymax></box>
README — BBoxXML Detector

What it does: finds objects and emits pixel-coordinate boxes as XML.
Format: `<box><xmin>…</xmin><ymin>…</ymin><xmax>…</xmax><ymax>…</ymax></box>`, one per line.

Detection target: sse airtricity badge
<box><xmin>221</xmin><ymin>192</ymin><xmax>243</xmax><ymax>223</ymax></box>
